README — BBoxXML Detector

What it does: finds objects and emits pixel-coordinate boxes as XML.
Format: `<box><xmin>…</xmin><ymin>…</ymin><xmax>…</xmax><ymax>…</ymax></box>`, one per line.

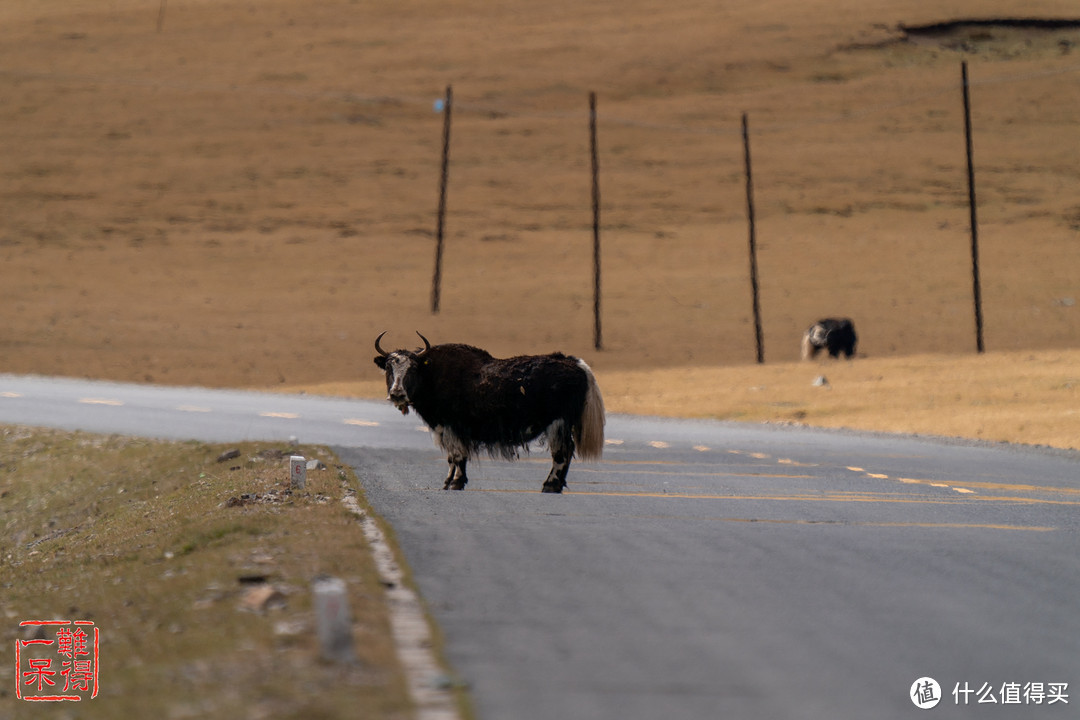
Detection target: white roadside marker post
<box><xmin>290</xmin><ymin>455</ymin><xmax>306</xmax><ymax>490</ymax></box>
<box><xmin>313</xmin><ymin>576</ymin><xmax>354</xmax><ymax>663</ymax></box>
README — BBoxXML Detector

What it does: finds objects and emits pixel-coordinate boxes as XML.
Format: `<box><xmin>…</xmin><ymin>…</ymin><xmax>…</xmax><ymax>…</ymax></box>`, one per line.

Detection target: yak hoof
<box><xmin>444</xmin><ymin>480</ymin><xmax>467</xmax><ymax>491</ymax></box>
<box><xmin>541</xmin><ymin>481</ymin><xmax>564</xmax><ymax>494</ymax></box>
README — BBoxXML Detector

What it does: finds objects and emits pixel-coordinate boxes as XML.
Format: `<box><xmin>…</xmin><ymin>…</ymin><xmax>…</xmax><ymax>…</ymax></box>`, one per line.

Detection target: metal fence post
<box><xmin>742</xmin><ymin>112</ymin><xmax>765</xmax><ymax>364</ymax></box>
<box><xmin>589</xmin><ymin>91</ymin><xmax>602</xmax><ymax>351</ymax></box>
<box><xmin>961</xmin><ymin>62</ymin><xmax>985</xmax><ymax>353</ymax></box>
<box><xmin>431</xmin><ymin>85</ymin><xmax>453</xmax><ymax>314</ymax></box>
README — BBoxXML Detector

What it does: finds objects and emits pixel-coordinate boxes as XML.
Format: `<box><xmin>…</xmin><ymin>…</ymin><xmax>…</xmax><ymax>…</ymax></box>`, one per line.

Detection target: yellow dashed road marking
<box><xmin>476</xmin><ymin>487</ymin><xmax>1065</xmax><ymax>510</ymax></box>
<box><xmin>973</xmin><ymin>496</ymin><xmax>1080</xmax><ymax>506</ymax></box>
<box><xmin>343</xmin><ymin>418</ymin><xmax>380</xmax><ymax>427</ymax></box>
<box><xmin>79</xmin><ymin>398</ymin><xmax>124</xmax><ymax>406</ymax></box>
<box><xmin>574</xmin><ymin>467</ymin><xmax>817</xmax><ymax>480</ymax></box>
<box><xmin>901</xmin><ymin>478</ymin><xmax>1080</xmax><ymax>497</ymax></box>
<box><xmin>717</xmin><ymin>518</ymin><xmax>1052</xmax><ymax>531</ymax></box>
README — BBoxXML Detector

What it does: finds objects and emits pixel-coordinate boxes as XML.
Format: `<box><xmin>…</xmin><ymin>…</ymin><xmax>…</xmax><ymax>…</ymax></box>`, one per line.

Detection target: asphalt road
<box><xmin>3</xmin><ymin>374</ymin><xmax>1079</xmax><ymax>718</ymax></box>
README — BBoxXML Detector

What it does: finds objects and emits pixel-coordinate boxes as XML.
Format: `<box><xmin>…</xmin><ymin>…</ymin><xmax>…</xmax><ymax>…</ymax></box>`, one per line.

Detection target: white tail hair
<box><xmin>574</xmin><ymin>359</ymin><xmax>605</xmax><ymax>461</ymax></box>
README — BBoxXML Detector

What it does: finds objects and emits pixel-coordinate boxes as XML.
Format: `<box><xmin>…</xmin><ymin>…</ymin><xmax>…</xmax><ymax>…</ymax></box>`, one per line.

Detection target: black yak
<box><xmin>374</xmin><ymin>332</ymin><xmax>605</xmax><ymax>493</ymax></box>
<box><xmin>801</xmin><ymin>318</ymin><xmax>857</xmax><ymax>360</ymax></box>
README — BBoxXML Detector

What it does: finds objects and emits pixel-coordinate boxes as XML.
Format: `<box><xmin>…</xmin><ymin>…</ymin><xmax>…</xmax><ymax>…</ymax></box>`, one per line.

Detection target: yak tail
<box><xmin>800</xmin><ymin>330</ymin><xmax>813</xmax><ymax>361</ymax></box>
<box><xmin>574</xmin><ymin>359</ymin><xmax>606</xmax><ymax>461</ymax></box>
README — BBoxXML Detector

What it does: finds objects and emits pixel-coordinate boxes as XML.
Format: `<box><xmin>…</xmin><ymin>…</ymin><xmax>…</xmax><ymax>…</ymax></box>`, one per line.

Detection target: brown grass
<box><xmin>1</xmin><ymin>0</ymin><xmax>1079</xmax><ymax>445</ymax></box>
<box><xmin>600</xmin><ymin>350</ymin><xmax>1080</xmax><ymax>449</ymax></box>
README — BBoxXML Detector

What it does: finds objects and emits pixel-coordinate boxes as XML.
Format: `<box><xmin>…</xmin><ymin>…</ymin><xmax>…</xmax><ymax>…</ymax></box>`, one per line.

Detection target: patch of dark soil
<box><xmin>901</xmin><ymin>18</ymin><xmax>1080</xmax><ymax>37</ymax></box>
<box><xmin>899</xmin><ymin>17</ymin><xmax>1080</xmax><ymax>55</ymax></box>
<box><xmin>842</xmin><ymin>18</ymin><xmax>1080</xmax><ymax>56</ymax></box>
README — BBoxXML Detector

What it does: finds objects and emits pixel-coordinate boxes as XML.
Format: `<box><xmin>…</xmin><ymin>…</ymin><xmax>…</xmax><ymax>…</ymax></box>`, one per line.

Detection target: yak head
<box><xmin>373</xmin><ymin>331</ymin><xmax>431</xmax><ymax>415</ymax></box>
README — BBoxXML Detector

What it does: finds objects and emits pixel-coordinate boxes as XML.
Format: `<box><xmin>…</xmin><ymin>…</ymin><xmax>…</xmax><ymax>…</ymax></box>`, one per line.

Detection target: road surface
<box><xmin>2</xmin><ymin>374</ymin><xmax>1078</xmax><ymax>718</ymax></box>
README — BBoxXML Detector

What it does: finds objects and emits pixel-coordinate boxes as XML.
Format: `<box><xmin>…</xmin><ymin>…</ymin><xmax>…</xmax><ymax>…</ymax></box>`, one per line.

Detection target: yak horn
<box><xmin>415</xmin><ymin>331</ymin><xmax>432</xmax><ymax>356</ymax></box>
<box><xmin>374</xmin><ymin>331</ymin><xmax>390</xmax><ymax>357</ymax></box>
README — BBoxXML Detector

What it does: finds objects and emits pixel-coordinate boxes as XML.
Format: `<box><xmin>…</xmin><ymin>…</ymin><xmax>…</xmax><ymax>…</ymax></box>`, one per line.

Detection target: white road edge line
<box><xmin>341</xmin><ymin>483</ymin><xmax>462</xmax><ymax>720</ymax></box>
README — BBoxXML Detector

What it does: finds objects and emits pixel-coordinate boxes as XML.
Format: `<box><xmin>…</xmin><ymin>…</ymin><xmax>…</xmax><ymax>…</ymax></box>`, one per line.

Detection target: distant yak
<box><xmin>374</xmin><ymin>332</ymin><xmax>605</xmax><ymax>493</ymax></box>
<box><xmin>801</xmin><ymin>318</ymin><xmax>857</xmax><ymax>360</ymax></box>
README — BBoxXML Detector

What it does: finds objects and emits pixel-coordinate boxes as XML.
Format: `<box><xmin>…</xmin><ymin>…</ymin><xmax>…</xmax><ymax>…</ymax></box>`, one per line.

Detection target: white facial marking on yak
<box><xmin>384</xmin><ymin>353</ymin><xmax>414</xmax><ymax>414</ymax></box>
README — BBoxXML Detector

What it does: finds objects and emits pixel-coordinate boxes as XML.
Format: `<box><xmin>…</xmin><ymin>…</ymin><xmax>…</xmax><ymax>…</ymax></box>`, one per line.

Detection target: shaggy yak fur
<box><xmin>801</xmin><ymin>318</ymin><xmax>857</xmax><ymax>360</ymax></box>
<box><xmin>374</xmin><ymin>332</ymin><xmax>605</xmax><ymax>493</ymax></box>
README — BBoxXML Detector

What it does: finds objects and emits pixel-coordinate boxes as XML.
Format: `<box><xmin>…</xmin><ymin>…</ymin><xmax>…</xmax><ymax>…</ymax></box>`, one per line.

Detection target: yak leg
<box><xmin>435</xmin><ymin>425</ymin><xmax>469</xmax><ymax>490</ymax></box>
<box><xmin>443</xmin><ymin>454</ymin><xmax>468</xmax><ymax>490</ymax></box>
<box><xmin>542</xmin><ymin>420</ymin><xmax>574</xmax><ymax>494</ymax></box>
<box><xmin>542</xmin><ymin>450</ymin><xmax>571</xmax><ymax>494</ymax></box>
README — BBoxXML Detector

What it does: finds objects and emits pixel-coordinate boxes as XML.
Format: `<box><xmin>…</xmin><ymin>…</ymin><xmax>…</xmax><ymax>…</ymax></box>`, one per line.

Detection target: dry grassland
<box><xmin>600</xmin><ymin>350</ymin><xmax>1080</xmax><ymax>450</ymax></box>
<box><xmin>1</xmin><ymin>0</ymin><xmax>1079</xmax><ymax>447</ymax></box>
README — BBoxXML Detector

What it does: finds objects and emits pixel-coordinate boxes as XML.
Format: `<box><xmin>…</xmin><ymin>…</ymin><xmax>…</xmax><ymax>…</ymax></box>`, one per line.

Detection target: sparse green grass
<box><xmin>1</xmin><ymin>426</ymin><xmax>413</xmax><ymax>718</ymax></box>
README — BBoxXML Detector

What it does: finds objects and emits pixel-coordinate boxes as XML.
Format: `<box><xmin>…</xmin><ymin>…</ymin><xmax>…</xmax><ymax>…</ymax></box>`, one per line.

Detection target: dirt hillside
<box><xmin>1</xmin><ymin>0</ymin><xmax>1078</xmax><ymax>445</ymax></box>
